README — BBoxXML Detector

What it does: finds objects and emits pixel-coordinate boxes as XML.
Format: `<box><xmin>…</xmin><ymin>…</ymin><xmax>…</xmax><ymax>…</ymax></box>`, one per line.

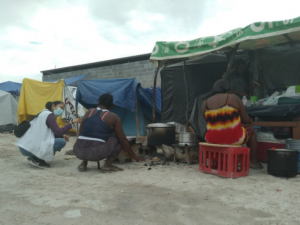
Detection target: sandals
<box><xmin>77</xmin><ymin>160</ymin><xmax>124</xmax><ymax>173</ymax></box>
<box><xmin>99</xmin><ymin>166</ymin><xmax>124</xmax><ymax>173</ymax></box>
<box><xmin>77</xmin><ymin>161</ymin><xmax>88</xmax><ymax>172</ymax></box>
<box><xmin>111</xmin><ymin>165</ymin><xmax>124</xmax><ymax>171</ymax></box>
<box><xmin>65</xmin><ymin>150</ymin><xmax>75</xmax><ymax>155</ymax></box>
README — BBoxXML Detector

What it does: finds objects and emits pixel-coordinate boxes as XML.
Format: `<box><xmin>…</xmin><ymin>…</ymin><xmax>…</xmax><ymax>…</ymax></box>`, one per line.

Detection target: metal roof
<box><xmin>41</xmin><ymin>53</ymin><xmax>151</xmax><ymax>75</ymax></box>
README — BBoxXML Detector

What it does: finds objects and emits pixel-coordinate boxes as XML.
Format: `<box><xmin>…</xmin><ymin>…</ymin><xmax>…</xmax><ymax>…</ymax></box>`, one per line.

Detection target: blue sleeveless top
<box><xmin>80</xmin><ymin>109</ymin><xmax>113</xmax><ymax>141</ymax></box>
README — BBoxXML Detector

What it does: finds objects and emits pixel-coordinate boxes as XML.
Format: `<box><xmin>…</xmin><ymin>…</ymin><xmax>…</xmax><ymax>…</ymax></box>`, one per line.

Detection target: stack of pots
<box><xmin>285</xmin><ymin>139</ymin><xmax>300</xmax><ymax>173</ymax></box>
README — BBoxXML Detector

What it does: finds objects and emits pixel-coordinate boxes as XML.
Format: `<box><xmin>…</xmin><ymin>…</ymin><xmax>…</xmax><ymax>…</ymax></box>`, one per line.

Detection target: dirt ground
<box><xmin>0</xmin><ymin>134</ymin><xmax>299</xmax><ymax>225</ymax></box>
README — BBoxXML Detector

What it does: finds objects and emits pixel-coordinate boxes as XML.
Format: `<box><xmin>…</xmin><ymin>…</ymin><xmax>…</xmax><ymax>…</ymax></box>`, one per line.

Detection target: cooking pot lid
<box><xmin>126</xmin><ymin>136</ymin><xmax>136</xmax><ymax>140</ymax></box>
<box><xmin>285</xmin><ymin>138</ymin><xmax>300</xmax><ymax>143</ymax></box>
<box><xmin>179</xmin><ymin>132</ymin><xmax>195</xmax><ymax>134</ymax></box>
<box><xmin>268</xmin><ymin>148</ymin><xmax>298</xmax><ymax>152</ymax></box>
<box><xmin>146</xmin><ymin>123</ymin><xmax>175</xmax><ymax>128</ymax></box>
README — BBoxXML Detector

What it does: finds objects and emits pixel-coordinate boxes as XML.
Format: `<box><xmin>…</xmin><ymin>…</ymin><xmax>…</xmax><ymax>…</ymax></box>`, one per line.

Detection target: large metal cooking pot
<box><xmin>178</xmin><ymin>132</ymin><xmax>198</xmax><ymax>147</ymax></box>
<box><xmin>285</xmin><ymin>139</ymin><xmax>300</xmax><ymax>173</ymax></box>
<box><xmin>146</xmin><ymin>123</ymin><xmax>175</xmax><ymax>146</ymax></box>
<box><xmin>267</xmin><ymin>148</ymin><xmax>298</xmax><ymax>177</ymax></box>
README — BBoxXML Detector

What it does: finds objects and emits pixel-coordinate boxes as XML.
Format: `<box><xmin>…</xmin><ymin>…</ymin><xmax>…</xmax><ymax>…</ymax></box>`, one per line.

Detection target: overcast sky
<box><xmin>1</xmin><ymin>0</ymin><xmax>300</xmax><ymax>83</ymax></box>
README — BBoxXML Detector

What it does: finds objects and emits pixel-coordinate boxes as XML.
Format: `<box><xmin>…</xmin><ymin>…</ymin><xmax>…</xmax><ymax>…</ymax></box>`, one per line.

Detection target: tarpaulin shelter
<box><xmin>143</xmin><ymin>87</ymin><xmax>162</xmax><ymax>112</ymax></box>
<box><xmin>0</xmin><ymin>90</ymin><xmax>18</xmax><ymax>133</ymax></box>
<box><xmin>49</xmin><ymin>74</ymin><xmax>88</xmax><ymax>86</ymax></box>
<box><xmin>76</xmin><ymin>78</ymin><xmax>161</xmax><ymax>136</ymax></box>
<box><xmin>0</xmin><ymin>81</ymin><xmax>22</xmax><ymax>96</ymax></box>
<box><xmin>18</xmin><ymin>78</ymin><xmax>79</xmax><ymax>131</ymax></box>
<box><xmin>49</xmin><ymin>74</ymin><xmax>88</xmax><ymax>118</ymax></box>
<box><xmin>150</xmin><ymin>16</ymin><xmax>300</xmax><ymax>67</ymax></box>
<box><xmin>149</xmin><ymin>16</ymin><xmax>300</xmax><ymax>131</ymax></box>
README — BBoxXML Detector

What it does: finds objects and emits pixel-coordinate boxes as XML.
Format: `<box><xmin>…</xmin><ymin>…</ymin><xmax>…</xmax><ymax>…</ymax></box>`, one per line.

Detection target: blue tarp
<box><xmin>76</xmin><ymin>78</ymin><xmax>161</xmax><ymax>136</ymax></box>
<box><xmin>0</xmin><ymin>81</ymin><xmax>22</xmax><ymax>96</ymax></box>
<box><xmin>50</xmin><ymin>74</ymin><xmax>88</xmax><ymax>86</ymax></box>
<box><xmin>143</xmin><ymin>87</ymin><xmax>162</xmax><ymax>112</ymax></box>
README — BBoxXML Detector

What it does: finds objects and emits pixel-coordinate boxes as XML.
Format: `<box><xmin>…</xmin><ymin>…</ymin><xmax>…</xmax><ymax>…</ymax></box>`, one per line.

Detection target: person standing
<box><xmin>225</xmin><ymin>59</ymin><xmax>249</xmax><ymax>98</ymax></box>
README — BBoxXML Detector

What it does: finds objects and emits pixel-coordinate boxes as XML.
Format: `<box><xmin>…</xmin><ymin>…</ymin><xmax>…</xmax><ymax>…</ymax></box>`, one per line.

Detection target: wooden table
<box><xmin>252</xmin><ymin>120</ymin><xmax>300</xmax><ymax>139</ymax></box>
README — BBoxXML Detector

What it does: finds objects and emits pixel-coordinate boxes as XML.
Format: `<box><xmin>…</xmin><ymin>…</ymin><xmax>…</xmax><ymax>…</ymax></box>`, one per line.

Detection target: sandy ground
<box><xmin>0</xmin><ymin>134</ymin><xmax>300</xmax><ymax>225</ymax></box>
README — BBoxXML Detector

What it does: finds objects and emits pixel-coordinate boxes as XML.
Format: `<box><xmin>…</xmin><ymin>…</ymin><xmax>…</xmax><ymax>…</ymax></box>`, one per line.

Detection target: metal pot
<box><xmin>285</xmin><ymin>139</ymin><xmax>300</xmax><ymax>173</ymax></box>
<box><xmin>146</xmin><ymin>123</ymin><xmax>175</xmax><ymax>146</ymax></box>
<box><xmin>285</xmin><ymin>139</ymin><xmax>300</xmax><ymax>151</ymax></box>
<box><xmin>267</xmin><ymin>148</ymin><xmax>298</xmax><ymax>177</ymax></box>
<box><xmin>178</xmin><ymin>132</ymin><xmax>198</xmax><ymax>147</ymax></box>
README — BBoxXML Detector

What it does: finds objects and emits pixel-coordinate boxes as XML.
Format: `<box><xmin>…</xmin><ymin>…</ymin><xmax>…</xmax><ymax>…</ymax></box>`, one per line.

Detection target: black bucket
<box><xmin>267</xmin><ymin>149</ymin><xmax>298</xmax><ymax>177</ymax></box>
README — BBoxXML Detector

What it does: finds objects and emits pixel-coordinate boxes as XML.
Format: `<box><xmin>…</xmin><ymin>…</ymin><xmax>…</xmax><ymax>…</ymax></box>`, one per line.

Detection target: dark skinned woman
<box><xmin>73</xmin><ymin>93</ymin><xmax>145</xmax><ymax>172</ymax></box>
<box><xmin>202</xmin><ymin>79</ymin><xmax>263</xmax><ymax>169</ymax></box>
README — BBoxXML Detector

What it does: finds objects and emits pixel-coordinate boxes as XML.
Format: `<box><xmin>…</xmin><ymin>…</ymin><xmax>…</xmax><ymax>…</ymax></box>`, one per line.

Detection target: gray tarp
<box><xmin>252</xmin><ymin>44</ymin><xmax>300</xmax><ymax>97</ymax></box>
<box><xmin>0</xmin><ymin>90</ymin><xmax>18</xmax><ymax>132</ymax></box>
<box><xmin>189</xmin><ymin>91</ymin><xmax>213</xmax><ymax>140</ymax></box>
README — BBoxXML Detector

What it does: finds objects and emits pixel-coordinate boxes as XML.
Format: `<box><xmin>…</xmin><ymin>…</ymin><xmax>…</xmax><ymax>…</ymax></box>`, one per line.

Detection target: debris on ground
<box><xmin>65</xmin><ymin>150</ymin><xmax>75</xmax><ymax>155</ymax></box>
<box><xmin>152</xmin><ymin>157</ymin><xmax>161</xmax><ymax>162</ymax></box>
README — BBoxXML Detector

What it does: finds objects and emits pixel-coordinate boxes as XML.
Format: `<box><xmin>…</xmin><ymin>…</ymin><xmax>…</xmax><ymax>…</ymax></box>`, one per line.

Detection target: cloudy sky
<box><xmin>1</xmin><ymin>0</ymin><xmax>300</xmax><ymax>83</ymax></box>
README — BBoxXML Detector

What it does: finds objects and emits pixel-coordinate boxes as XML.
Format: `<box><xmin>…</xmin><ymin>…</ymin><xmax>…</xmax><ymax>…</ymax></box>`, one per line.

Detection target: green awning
<box><xmin>150</xmin><ymin>16</ymin><xmax>300</xmax><ymax>67</ymax></box>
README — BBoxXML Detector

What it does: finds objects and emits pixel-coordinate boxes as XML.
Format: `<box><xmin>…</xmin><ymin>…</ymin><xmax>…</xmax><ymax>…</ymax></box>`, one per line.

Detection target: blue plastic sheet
<box><xmin>76</xmin><ymin>78</ymin><xmax>160</xmax><ymax>113</ymax></box>
<box><xmin>76</xmin><ymin>78</ymin><xmax>161</xmax><ymax>136</ymax></box>
<box><xmin>50</xmin><ymin>74</ymin><xmax>88</xmax><ymax>86</ymax></box>
<box><xmin>0</xmin><ymin>81</ymin><xmax>22</xmax><ymax>96</ymax></box>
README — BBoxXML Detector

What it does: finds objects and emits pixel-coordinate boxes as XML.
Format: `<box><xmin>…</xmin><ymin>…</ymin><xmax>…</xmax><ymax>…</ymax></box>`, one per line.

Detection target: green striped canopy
<box><xmin>150</xmin><ymin>16</ymin><xmax>300</xmax><ymax>67</ymax></box>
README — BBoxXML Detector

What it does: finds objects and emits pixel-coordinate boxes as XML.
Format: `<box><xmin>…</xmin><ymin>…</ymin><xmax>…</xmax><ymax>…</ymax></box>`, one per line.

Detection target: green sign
<box><xmin>150</xmin><ymin>16</ymin><xmax>300</xmax><ymax>67</ymax></box>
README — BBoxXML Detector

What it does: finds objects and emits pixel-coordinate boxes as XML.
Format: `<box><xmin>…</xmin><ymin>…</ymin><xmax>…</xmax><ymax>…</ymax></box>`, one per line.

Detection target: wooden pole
<box><xmin>223</xmin><ymin>43</ymin><xmax>240</xmax><ymax>79</ymax></box>
<box><xmin>152</xmin><ymin>62</ymin><xmax>160</xmax><ymax>123</ymax></box>
<box><xmin>183</xmin><ymin>59</ymin><xmax>189</xmax><ymax>129</ymax></box>
<box><xmin>135</xmin><ymin>93</ymin><xmax>141</xmax><ymax>137</ymax></box>
<box><xmin>76</xmin><ymin>106</ymin><xmax>79</xmax><ymax>137</ymax></box>
<box><xmin>256</xmin><ymin>50</ymin><xmax>264</xmax><ymax>98</ymax></box>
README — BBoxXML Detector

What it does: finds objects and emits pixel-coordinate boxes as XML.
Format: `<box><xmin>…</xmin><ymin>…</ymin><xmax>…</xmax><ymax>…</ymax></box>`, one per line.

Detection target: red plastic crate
<box><xmin>199</xmin><ymin>143</ymin><xmax>250</xmax><ymax>178</ymax></box>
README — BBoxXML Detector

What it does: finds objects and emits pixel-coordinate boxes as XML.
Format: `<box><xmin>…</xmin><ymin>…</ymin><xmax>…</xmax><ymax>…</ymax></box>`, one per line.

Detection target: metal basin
<box><xmin>178</xmin><ymin>132</ymin><xmax>198</xmax><ymax>147</ymax></box>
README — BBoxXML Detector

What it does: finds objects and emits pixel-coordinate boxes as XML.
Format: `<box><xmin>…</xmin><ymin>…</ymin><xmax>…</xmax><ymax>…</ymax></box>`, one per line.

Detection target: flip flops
<box><xmin>99</xmin><ymin>166</ymin><xmax>124</xmax><ymax>173</ymax></box>
<box><xmin>77</xmin><ymin>161</ymin><xmax>88</xmax><ymax>172</ymax></box>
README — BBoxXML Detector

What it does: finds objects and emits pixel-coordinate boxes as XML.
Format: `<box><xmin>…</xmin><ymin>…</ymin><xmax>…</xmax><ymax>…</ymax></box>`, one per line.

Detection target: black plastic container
<box><xmin>267</xmin><ymin>149</ymin><xmax>298</xmax><ymax>177</ymax></box>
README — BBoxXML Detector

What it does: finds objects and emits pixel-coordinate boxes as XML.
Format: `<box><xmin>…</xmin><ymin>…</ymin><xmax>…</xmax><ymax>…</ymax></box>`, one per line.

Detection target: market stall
<box><xmin>149</xmin><ymin>16</ymin><xmax>300</xmax><ymax>134</ymax></box>
<box><xmin>148</xmin><ymin>17</ymin><xmax>300</xmax><ymax>169</ymax></box>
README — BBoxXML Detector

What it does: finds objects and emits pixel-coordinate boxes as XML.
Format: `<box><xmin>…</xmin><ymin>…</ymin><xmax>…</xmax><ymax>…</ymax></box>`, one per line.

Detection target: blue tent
<box><xmin>50</xmin><ymin>74</ymin><xmax>88</xmax><ymax>86</ymax></box>
<box><xmin>76</xmin><ymin>78</ymin><xmax>161</xmax><ymax>136</ymax></box>
<box><xmin>143</xmin><ymin>87</ymin><xmax>162</xmax><ymax>112</ymax></box>
<box><xmin>0</xmin><ymin>81</ymin><xmax>22</xmax><ymax>96</ymax></box>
